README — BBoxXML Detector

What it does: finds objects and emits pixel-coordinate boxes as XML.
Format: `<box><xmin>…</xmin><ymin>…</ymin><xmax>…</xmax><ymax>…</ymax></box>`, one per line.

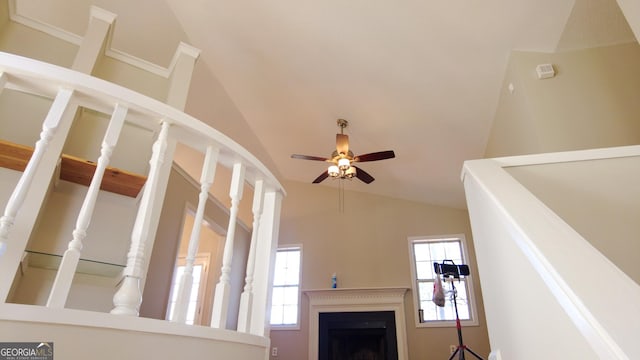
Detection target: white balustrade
<box><xmin>237</xmin><ymin>179</ymin><xmax>265</xmax><ymax>332</ymax></box>
<box><xmin>0</xmin><ymin>51</ymin><xmax>284</xmax><ymax>343</ymax></box>
<box><xmin>0</xmin><ymin>88</ymin><xmax>75</xmax><ymax>256</ymax></box>
<box><xmin>47</xmin><ymin>104</ymin><xmax>128</xmax><ymax>308</ymax></box>
<box><xmin>171</xmin><ymin>145</ymin><xmax>220</xmax><ymax>323</ymax></box>
<box><xmin>211</xmin><ymin>162</ymin><xmax>246</xmax><ymax>328</ymax></box>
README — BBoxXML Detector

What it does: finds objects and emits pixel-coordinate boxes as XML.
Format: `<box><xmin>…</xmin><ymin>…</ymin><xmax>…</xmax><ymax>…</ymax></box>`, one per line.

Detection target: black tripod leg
<box><xmin>447</xmin><ymin>347</ymin><xmax>460</xmax><ymax>360</ymax></box>
<box><xmin>463</xmin><ymin>347</ymin><xmax>484</xmax><ymax>360</ymax></box>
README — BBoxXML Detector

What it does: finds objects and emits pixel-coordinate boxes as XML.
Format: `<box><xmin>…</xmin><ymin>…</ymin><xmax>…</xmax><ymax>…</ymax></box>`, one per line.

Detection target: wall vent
<box><xmin>536</xmin><ymin>64</ymin><xmax>555</xmax><ymax>79</ymax></box>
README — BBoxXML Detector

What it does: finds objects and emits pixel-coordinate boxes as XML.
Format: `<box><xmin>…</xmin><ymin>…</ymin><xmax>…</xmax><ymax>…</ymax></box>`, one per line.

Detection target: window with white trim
<box><xmin>270</xmin><ymin>246</ymin><xmax>302</xmax><ymax>328</ymax></box>
<box><xmin>408</xmin><ymin>235</ymin><xmax>478</xmax><ymax>327</ymax></box>
<box><xmin>167</xmin><ymin>254</ymin><xmax>210</xmax><ymax>325</ymax></box>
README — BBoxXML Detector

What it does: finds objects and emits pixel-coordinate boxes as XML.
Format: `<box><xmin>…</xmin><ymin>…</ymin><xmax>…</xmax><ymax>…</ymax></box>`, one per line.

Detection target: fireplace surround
<box><xmin>305</xmin><ymin>288</ymin><xmax>409</xmax><ymax>360</ymax></box>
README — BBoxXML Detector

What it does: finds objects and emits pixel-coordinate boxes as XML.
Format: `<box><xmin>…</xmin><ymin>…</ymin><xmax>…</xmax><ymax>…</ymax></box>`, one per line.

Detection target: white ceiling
<box><xmin>14</xmin><ymin>0</ymin><xmax>637</xmax><ymax>208</ymax></box>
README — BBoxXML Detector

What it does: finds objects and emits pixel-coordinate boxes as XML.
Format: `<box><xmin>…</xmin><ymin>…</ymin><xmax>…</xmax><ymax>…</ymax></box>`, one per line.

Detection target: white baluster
<box><xmin>211</xmin><ymin>162</ymin><xmax>246</xmax><ymax>328</ymax></box>
<box><xmin>111</xmin><ymin>121</ymin><xmax>171</xmax><ymax>316</ymax></box>
<box><xmin>237</xmin><ymin>179</ymin><xmax>265</xmax><ymax>332</ymax></box>
<box><xmin>0</xmin><ymin>88</ymin><xmax>74</xmax><ymax>256</ymax></box>
<box><xmin>46</xmin><ymin>104</ymin><xmax>128</xmax><ymax>308</ymax></box>
<box><xmin>249</xmin><ymin>189</ymin><xmax>283</xmax><ymax>336</ymax></box>
<box><xmin>171</xmin><ymin>145</ymin><xmax>219</xmax><ymax>323</ymax></box>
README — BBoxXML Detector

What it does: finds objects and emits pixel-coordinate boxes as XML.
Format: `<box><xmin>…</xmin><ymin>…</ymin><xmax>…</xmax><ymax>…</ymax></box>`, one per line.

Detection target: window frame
<box><xmin>408</xmin><ymin>234</ymin><xmax>479</xmax><ymax>328</ymax></box>
<box><xmin>270</xmin><ymin>245</ymin><xmax>303</xmax><ymax>330</ymax></box>
<box><xmin>166</xmin><ymin>253</ymin><xmax>210</xmax><ymax>325</ymax></box>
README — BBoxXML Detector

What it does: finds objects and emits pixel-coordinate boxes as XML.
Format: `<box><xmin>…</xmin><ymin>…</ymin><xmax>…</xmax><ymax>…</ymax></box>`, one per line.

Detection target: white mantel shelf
<box><xmin>304</xmin><ymin>287</ymin><xmax>409</xmax><ymax>305</ymax></box>
<box><xmin>304</xmin><ymin>287</ymin><xmax>410</xmax><ymax>360</ymax></box>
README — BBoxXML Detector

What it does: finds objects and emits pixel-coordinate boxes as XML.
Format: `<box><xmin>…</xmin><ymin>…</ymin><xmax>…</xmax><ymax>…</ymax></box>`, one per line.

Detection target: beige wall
<box><xmin>0</xmin><ymin>89</ymin><xmax>54</xmax><ymax>146</ymax></box>
<box><xmin>270</xmin><ymin>180</ymin><xmax>490</xmax><ymax>359</ymax></box>
<box><xmin>25</xmin><ymin>180</ymin><xmax>136</xmax><ymax>264</ymax></box>
<box><xmin>92</xmin><ymin>56</ymin><xmax>169</xmax><ymax>102</ymax></box>
<box><xmin>486</xmin><ymin>42</ymin><xmax>640</xmax><ymax>157</ymax></box>
<box><xmin>0</xmin><ymin>19</ymin><xmax>77</xmax><ymax>68</ymax></box>
<box><xmin>506</xmin><ymin>155</ymin><xmax>640</xmax><ymax>285</ymax></box>
<box><xmin>183</xmin><ymin>60</ymin><xmax>282</xmax><ymax>180</ymax></box>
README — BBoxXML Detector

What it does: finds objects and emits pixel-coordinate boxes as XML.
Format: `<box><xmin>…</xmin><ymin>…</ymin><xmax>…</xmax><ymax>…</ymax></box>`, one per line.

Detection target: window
<box><xmin>408</xmin><ymin>235</ymin><xmax>478</xmax><ymax>327</ymax></box>
<box><xmin>167</xmin><ymin>254</ymin><xmax>210</xmax><ymax>325</ymax></box>
<box><xmin>270</xmin><ymin>246</ymin><xmax>302</xmax><ymax>328</ymax></box>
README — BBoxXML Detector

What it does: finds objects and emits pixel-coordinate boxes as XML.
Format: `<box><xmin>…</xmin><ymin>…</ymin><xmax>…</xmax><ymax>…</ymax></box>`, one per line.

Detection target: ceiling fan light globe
<box><xmin>328</xmin><ymin>165</ymin><xmax>339</xmax><ymax>177</ymax></box>
<box><xmin>345</xmin><ymin>166</ymin><xmax>356</xmax><ymax>178</ymax></box>
<box><xmin>338</xmin><ymin>158</ymin><xmax>350</xmax><ymax>170</ymax></box>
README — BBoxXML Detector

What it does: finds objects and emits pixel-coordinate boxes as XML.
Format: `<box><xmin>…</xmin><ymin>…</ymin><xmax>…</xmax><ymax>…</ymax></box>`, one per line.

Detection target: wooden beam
<box><xmin>0</xmin><ymin>139</ymin><xmax>146</xmax><ymax>198</ymax></box>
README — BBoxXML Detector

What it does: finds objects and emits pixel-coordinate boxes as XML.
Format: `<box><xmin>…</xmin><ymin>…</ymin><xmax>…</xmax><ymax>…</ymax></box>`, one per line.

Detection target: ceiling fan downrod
<box><xmin>337</xmin><ymin>118</ymin><xmax>348</xmax><ymax>134</ymax></box>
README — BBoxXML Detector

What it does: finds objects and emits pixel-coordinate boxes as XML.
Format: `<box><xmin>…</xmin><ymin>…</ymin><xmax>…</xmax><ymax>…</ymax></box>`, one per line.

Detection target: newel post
<box><xmin>210</xmin><ymin>162</ymin><xmax>246</xmax><ymax>328</ymax></box>
<box><xmin>111</xmin><ymin>121</ymin><xmax>173</xmax><ymax>316</ymax></box>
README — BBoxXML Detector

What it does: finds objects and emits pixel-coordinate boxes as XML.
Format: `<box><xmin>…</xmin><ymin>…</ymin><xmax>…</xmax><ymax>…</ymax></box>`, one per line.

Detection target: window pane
<box><xmin>418</xmin><ymin>281</ymin><xmax>433</xmax><ymax>303</ymax></box>
<box><xmin>282</xmin><ymin>304</ymin><xmax>298</xmax><ymax>324</ymax></box>
<box><xmin>271</xmin><ymin>305</ymin><xmax>283</xmax><ymax>325</ymax></box>
<box><xmin>416</xmin><ymin>261</ymin><xmax>431</xmax><ymax>280</ymax></box>
<box><xmin>443</xmin><ymin>242</ymin><xmax>462</xmax><ymax>261</ymax></box>
<box><xmin>414</xmin><ymin>243</ymin><xmax>431</xmax><ymax>261</ymax></box>
<box><xmin>429</xmin><ymin>243</ymin><xmax>446</xmax><ymax>261</ymax></box>
<box><xmin>421</xmin><ymin>300</ymin><xmax>437</xmax><ymax>321</ymax></box>
<box><xmin>273</xmin><ymin>266</ymin><xmax>286</xmax><ymax>286</ymax></box>
<box><xmin>271</xmin><ymin>287</ymin><xmax>284</xmax><ymax>306</ymax></box>
<box><xmin>286</xmin><ymin>251</ymin><xmax>300</xmax><ymax>268</ymax></box>
<box><xmin>284</xmin><ymin>267</ymin><xmax>299</xmax><ymax>285</ymax></box>
<box><xmin>283</xmin><ymin>286</ymin><xmax>299</xmax><ymax>305</ymax></box>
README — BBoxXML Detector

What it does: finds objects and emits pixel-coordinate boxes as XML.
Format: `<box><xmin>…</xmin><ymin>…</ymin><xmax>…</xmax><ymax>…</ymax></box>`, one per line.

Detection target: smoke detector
<box><xmin>536</xmin><ymin>64</ymin><xmax>555</xmax><ymax>79</ymax></box>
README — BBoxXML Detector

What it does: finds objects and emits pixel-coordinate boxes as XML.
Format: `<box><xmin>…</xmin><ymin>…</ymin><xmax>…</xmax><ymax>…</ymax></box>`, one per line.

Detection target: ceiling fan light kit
<box><xmin>291</xmin><ymin>119</ymin><xmax>395</xmax><ymax>184</ymax></box>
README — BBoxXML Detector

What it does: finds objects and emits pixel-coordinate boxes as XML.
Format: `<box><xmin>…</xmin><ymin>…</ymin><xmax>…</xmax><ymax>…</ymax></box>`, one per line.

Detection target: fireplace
<box><xmin>305</xmin><ymin>288</ymin><xmax>409</xmax><ymax>360</ymax></box>
<box><xmin>319</xmin><ymin>311</ymin><xmax>398</xmax><ymax>360</ymax></box>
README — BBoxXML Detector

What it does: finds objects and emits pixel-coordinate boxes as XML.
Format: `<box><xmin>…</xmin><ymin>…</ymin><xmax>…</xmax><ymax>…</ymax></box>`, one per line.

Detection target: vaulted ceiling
<box><xmin>14</xmin><ymin>0</ymin><xmax>637</xmax><ymax>208</ymax></box>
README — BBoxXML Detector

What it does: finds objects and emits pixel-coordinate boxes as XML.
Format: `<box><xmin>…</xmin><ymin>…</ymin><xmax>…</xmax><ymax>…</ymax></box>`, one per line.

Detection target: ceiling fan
<box><xmin>291</xmin><ymin>119</ymin><xmax>395</xmax><ymax>184</ymax></box>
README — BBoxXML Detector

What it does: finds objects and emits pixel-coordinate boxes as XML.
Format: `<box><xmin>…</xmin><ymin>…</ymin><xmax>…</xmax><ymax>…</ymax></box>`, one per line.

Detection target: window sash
<box><xmin>271</xmin><ymin>247</ymin><xmax>301</xmax><ymax>327</ymax></box>
<box><xmin>409</xmin><ymin>235</ymin><xmax>477</xmax><ymax>327</ymax></box>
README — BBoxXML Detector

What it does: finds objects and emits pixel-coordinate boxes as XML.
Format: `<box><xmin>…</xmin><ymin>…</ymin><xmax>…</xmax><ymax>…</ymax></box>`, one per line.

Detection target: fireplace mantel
<box><xmin>304</xmin><ymin>287</ymin><xmax>410</xmax><ymax>360</ymax></box>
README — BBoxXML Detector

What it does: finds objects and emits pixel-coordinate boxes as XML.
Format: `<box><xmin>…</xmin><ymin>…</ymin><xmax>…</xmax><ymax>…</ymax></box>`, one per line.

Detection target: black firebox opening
<box><xmin>319</xmin><ymin>311</ymin><xmax>398</xmax><ymax>360</ymax></box>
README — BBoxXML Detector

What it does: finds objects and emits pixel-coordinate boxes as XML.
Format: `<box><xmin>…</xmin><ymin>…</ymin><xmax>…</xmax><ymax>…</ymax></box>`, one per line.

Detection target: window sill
<box><xmin>270</xmin><ymin>324</ymin><xmax>300</xmax><ymax>331</ymax></box>
<box><xmin>415</xmin><ymin>319</ymin><xmax>479</xmax><ymax>328</ymax></box>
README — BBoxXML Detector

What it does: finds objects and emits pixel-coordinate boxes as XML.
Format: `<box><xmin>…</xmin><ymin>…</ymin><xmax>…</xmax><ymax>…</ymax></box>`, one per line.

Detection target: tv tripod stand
<box><xmin>446</xmin><ymin>277</ymin><xmax>484</xmax><ymax>360</ymax></box>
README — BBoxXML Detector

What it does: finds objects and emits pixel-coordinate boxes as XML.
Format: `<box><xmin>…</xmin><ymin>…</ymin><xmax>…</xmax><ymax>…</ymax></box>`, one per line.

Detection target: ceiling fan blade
<box><xmin>336</xmin><ymin>134</ymin><xmax>349</xmax><ymax>156</ymax></box>
<box><xmin>352</xmin><ymin>166</ymin><xmax>375</xmax><ymax>184</ymax></box>
<box><xmin>291</xmin><ymin>154</ymin><xmax>330</xmax><ymax>161</ymax></box>
<box><xmin>312</xmin><ymin>171</ymin><xmax>329</xmax><ymax>184</ymax></box>
<box><xmin>353</xmin><ymin>150</ymin><xmax>395</xmax><ymax>162</ymax></box>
